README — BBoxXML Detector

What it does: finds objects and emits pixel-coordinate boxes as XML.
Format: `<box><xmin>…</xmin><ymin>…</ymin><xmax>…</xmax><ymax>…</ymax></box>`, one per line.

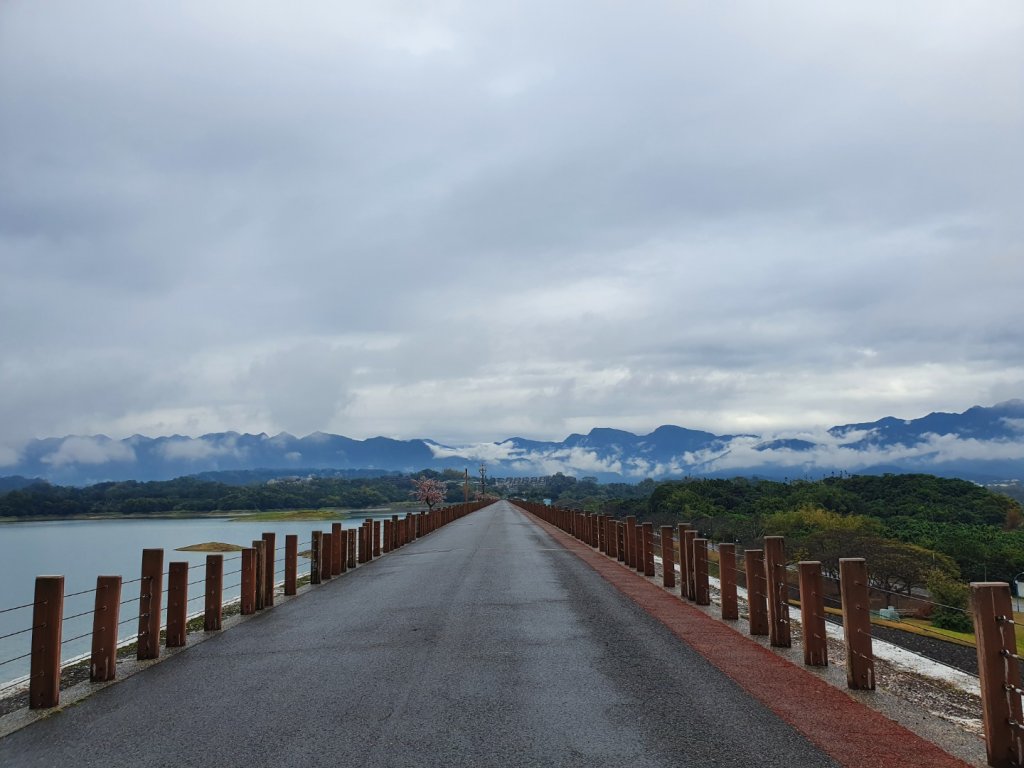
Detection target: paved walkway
<box><xmin>0</xmin><ymin>502</ymin><xmax>961</xmax><ymax>767</ymax></box>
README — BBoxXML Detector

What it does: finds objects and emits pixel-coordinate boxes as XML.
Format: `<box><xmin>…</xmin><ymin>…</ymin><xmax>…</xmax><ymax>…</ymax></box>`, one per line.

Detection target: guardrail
<box><xmin>515</xmin><ymin>502</ymin><xmax>876</xmax><ymax>689</ymax></box>
<box><xmin>520</xmin><ymin>502</ymin><xmax>1024</xmax><ymax>765</ymax></box>
<box><xmin>0</xmin><ymin>501</ymin><xmax>489</xmax><ymax>711</ymax></box>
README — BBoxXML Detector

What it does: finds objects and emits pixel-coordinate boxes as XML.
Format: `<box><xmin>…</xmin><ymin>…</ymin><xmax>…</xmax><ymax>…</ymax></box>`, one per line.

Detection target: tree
<box><xmin>411</xmin><ymin>477</ymin><xmax>446</xmax><ymax>510</ymax></box>
<box><xmin>926</xmin><ymin>570</ymin><xmax>974</xmax><ymax>632</ymax></box>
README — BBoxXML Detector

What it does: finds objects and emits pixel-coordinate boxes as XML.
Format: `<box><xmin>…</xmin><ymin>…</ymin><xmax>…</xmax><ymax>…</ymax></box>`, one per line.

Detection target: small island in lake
<box><xmin>175</xmin><ymin>542</ymin><xmax>245</xmax><ymax>552</ymax></box>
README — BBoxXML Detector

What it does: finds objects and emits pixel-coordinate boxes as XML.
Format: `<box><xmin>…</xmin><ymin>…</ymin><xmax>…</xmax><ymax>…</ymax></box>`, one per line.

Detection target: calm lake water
<box><xmin>0</xmin><ymin>510</ymin><xmax>404</xmax><ymax>688</ymax></box>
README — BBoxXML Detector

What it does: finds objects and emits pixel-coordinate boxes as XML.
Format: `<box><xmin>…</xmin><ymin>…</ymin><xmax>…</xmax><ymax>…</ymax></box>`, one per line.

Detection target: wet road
<box><xmin>0</xmin><ymin>501</ymin><xmax>838</xmax><ymax>767</ymax></box>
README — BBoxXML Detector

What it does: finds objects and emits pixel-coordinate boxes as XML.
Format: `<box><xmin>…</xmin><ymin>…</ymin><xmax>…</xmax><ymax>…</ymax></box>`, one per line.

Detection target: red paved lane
<box><xmin>520</xmin><ymin>509</ymin><xmax>972</xmax><ymax>768</ymax></box>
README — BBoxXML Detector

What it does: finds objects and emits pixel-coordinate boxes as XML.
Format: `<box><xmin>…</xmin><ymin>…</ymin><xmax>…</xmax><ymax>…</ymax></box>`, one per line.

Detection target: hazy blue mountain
<box><xmin>1</xmin><ymin>401</ymin><xmax>1021</xmax><ymax>486</ymax></box>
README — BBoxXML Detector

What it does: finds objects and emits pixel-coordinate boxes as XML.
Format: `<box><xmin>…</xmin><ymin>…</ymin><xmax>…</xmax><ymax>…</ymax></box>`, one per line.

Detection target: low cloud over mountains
<box><xmin>3</xmin><ymin>401</ymin><xmax>1023</xmax><ymax>486</ymax></box>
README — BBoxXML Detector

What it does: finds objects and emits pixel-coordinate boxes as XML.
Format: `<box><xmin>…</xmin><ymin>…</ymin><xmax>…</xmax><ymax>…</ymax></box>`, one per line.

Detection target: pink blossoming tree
<box><xmin>411</xmin><ymin>477</ymin><xmax>446</xmax><ymax>510</ymax></box>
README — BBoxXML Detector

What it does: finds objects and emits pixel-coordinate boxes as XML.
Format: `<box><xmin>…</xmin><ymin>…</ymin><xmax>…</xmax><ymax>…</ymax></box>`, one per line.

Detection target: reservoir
<box><xmin>0</xmin><ymin>510</ymin><xmax>403</xmax><ymax>688</ymax></box>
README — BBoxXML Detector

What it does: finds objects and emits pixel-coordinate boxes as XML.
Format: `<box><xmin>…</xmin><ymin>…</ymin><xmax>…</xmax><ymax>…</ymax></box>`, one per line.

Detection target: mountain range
<box><xmin>2</xmin><ymin>401</ymin><xmax>1023</xmax><ymax>486</ymax></box>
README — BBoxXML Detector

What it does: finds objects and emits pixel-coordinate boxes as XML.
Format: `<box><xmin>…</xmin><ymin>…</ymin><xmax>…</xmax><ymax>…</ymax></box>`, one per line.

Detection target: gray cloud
<box><xmin>1</xmin><ymin>1</ymin><xmax>1022</xmax><ymax>453</ymax></box>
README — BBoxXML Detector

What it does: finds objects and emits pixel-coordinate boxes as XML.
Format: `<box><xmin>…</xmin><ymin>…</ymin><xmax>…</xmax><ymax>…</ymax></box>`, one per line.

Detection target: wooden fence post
<box><xmin>90</xmin><ymin>575</ymin><xmax>121</xmax><ymax>681</ymax></box>
<box><xmin>137</xmin><ymin>548</ymin><xmax>163</xmax><ymax>660</ymax></box>
<box><xmin>29</xmin><ymin>575</ymin><xmax>64</xmax><ymax>708</ymax></box>
<box><xmin>625</xmin><ymin>517</ymin><xmax>637</xmax><ymax>568</ymax></box>
<box><xmin>374</xmin><ymin>520</ymin><xmax>382</xmax><ymax>557</ymax></box>
<box><xmin>764</xmin><ymin>536</ymin><xmax>791</xmax><ymax>648</ymax></box>
<box><xmin>745</xmin><ymin>549</ymin><xmax>769</xmax><ymax>636</ymax></box>
<box><xmin>310</xmin><ymin>531</ymin><xmax>322</xmax><ymax>585</ymax></box>
<box><xmin>972</xmin><ymin>581</ymin><xmax>1024</xmax><ymax>768</ymax></box>
<box><xmin>321</xmin><ymin>533</ymin><xmax>333</xmax><ymax>581</ymax></box>
<box><xmin>798</xmin><ymin>561</ymin><xmax>827</xmax><ymax>666</ymax></box>
<box><xmin>719</xmin><ymin>544</ymin><xmax>738</xmax><ymax>620</ymax></box>
<box><xmin>330</xmin><ymin>523</ymin><xmax>343</xmax><ymax>576</ymax></box>
<box><xmin>660</xmin><ymin>526</ymin><xmax>676</xmax><ymax>589</ymax></box>
<box><xmin>347</xmin><ymin>529</ymin><xmax>356</xmax><ymax>569</ymax></box>
<box><xmin>642</xmin><ymin>523</ymin><xmax>655</xmax><ymax>577</ymax></box>
<box><xmin>284</xmin><ymin>535</ymin><xmax>297</xmax><ymax>595</ymax></box>
<box><xmin>693</xmin><ymin>538</ymin><xmax>710</xmax><ymax>605</ymax></box>
<box><xmin>683</xmin><ymin>529</ymin><xmax>697</xmax><ymax>601</ymax></box>
<box><xmin>166</xmin><ymin>561</ymin><xmax>188</xmax><ymax>648</ymax></box>
<box><xmin>262</xmin><ymin>532</ymin><xmax>276</xmax><ymax>606</ymax></box>
<box><xmin>252</xmin><ymin>539</ymin><xmax>267</xmax><ymax>609</ymax></box>
<box><xmin>840</xmin><ymin>558</ymin><xmax>874</xmax><ymax>690</ymax></box>
<box><xmin>241</xmin><ymin>547</ymin><xmax>257</xmax><ymax>614</ymax></box>
<box><xmin>617</xmin><ymin>522</ymin><xmax>625</xmax><ymax>562</ymax></box>
<box><xmin>205</xmin><ymin>555</ymin><xmax>223</xmax><ymax>630</ymax></box>
<box><xmin>677</xmin><ymin>524</ymin><xmax>691</xmax><ymax>599</ymax></box>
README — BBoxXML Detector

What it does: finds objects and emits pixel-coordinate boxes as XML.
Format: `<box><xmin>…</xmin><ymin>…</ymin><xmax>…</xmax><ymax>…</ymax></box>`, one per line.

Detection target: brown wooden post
<box><xmin>745</xmin><ymin>549</ymin><xmax>769</xmax><ymax>635</ymax></box>
<box><xmin>764</xmin><ymin>536</ymin><xmax>791</xmax><ymax>648</ymax></box>
<box><xmin>683</xmin><ymin>529</ymin><xmax>697</xmax><ymax>601</ymax></box>
<box><xmin>321</xmin><ymin>533</ymin><xmax>333</xmax><ymax>581</ymax></box>
<box><xmin>374</xmin><ymin>520</ymin><xmax>382</xmax><ymax>557</ymax></box>
<box><xmin>607</xmin><ymin>518</ymin><xmax>618</xmax><ymax>559</ymax></box>
<box><xmin>166</xmin><ymin>561</ymin><xmax>188</xmax><ymax>648</ymax></box>
<box><xmin>262</xmin><ymin>532</ymin><xmax>276</xmax><ymax>606</ymax></box>
<box><xmin>29</xmin><ymin>575</ymin><xmax>64</xmax><ymax>709</ymax></box>
<box><xmin>241</xmin><ymin>547</ymin><xmax>257</xmax><ymax>614</ymax></box>
<box><xmin>310</xmin><ymin>532</ymin><xmax>322</xmax><ymax>585</ymax></box>
<box><xmin>596</xmin><ymin>515</ymin><xmax>605</xmax><ymax>553</ymax></box>
<box><xmin>677</xmin><ymin>524</ymin><xmax>691</xmax><ymax>599</ymax></box>
<box><xmin>383</xmin><ymin>520</ymin><xmax>391</xmax><ymax>553</ymax></box>
<box><xmin>625</xmin><ymin>516</ymin><xmax>637</xmax><ymax>568</ymax></box>
<box><xmin>137</xmin><ymin>548</ymin><xmax>163</xmax><ymax>660</ymax></box>
<box><xmin>972</xmin><ymin>581</ymin><xmax>1024</xmax><ymax>767</ymax></box>
<box><xmin>798</xmin><ymin>561</ymin><xmax>827</xmax><ymax>666</ymax></box>
<box><xmin>90</xmin><ymin>575</ymin><xmax>121</xmax><ymax>681</ymax></box>
<box><xmin>284</xmin><ymin>535</ymin><xmax>297</xmax><ymax>595</ymax></box>
<box><xmin>391</xmin><ymin>514</ymin><xmax>400</xmax><ymax>550</ymax></box>
<box><xmin>718</xmin><ymin>544</ymin><xmax>738</xmax><ymax>620</ymax></box>
<box><xmin>617</xmin><ymin>522</ymin><xmax>625</xmax><ymax>562</ymax></box>
<box><xmin>636</xmin><ymin>522</ymin><xmax>648</xmax><ymax>574</ymax></box>
<box><xmin>839</xmin><ymin>557</ymin><xmax>874</xmax><ymax>690</ymax></box>
<box><xmin>339</xmin><ymin>528</ymin><xmax>349</xmax><ymax>574</ymax></box>
<box><xmin>253</xmin><ymin>540</ymin><xmax>268</xmax><ymax>608</ymax></box>
<box><xmin>659</xmin><ymin>526</ymin><xmax>676</xmax><ymax>588</ymax></box>
<box><xmin>347</xmin><ymin>529</ymin><xmax>356</xmax><ymax>569</ymax></box>
<box><xmin>642</xmin><ymin>523</ymin><xmax>655</xmax><ymax>577</ymax></box>
<box><xmin>204</xmin><ymin>555</ymin><xmax>223</xmax><ymax>630</ymax></box>
<box><xmin>329</xmin><ymin>523</ymin><xmax>342</xmax><ymax>576</ymax></box>
<box><xmin>693</xmin><ymin>538</ymin><xmax>710</xmax><ymax>605</ymax></box>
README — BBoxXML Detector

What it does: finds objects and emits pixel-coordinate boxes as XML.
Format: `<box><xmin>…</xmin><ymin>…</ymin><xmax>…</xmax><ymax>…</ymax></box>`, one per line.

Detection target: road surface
<box><xmin>1</xmin><ymin>501</ymin><xmax>857</xmax><ymax>766</ymax></box>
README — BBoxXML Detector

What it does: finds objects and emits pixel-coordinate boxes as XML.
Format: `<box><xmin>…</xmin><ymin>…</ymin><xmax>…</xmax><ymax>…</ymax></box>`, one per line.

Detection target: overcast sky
<box><xmin>1</xmin><ymin>1</ymin><xmax>1022</xmax><ymax>452</ymax></box>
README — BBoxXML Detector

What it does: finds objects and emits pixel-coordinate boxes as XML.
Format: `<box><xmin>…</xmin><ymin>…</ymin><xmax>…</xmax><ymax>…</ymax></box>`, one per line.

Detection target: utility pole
<box><xmin>479</xmin><ymin>463</ymin><xmax>486</xmax><ymax>499</ymax></box>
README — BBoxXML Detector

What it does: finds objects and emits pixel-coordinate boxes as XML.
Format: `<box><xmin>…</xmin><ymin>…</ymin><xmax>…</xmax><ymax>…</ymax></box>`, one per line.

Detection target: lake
<box><xmin>0</xmin><ymin>510</ymin><xmax>405</xmax><ymax>688</ymax></box>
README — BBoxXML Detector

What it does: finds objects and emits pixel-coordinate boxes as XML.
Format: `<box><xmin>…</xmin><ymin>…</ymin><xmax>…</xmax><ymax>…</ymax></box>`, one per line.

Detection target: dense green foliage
<box><xmin>0</xmin><ymin>474</ymin><xmax>448</xmax><ymax>518</ymax></box>
<box><xmin>517</xmin><ymin>473</ymin><xmax>1024</xmax><ymax>587</ymax></box>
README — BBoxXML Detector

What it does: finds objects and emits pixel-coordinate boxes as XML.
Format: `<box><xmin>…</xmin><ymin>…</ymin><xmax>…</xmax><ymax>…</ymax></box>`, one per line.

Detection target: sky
<box><xmin>1</xmin><ymin>1</ymin><xmax>1022</xmax><ymax>455</ymax></box>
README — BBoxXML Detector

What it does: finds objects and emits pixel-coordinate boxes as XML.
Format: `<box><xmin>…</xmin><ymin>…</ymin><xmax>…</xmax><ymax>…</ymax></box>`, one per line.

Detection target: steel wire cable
<box><xmin>0</xmin><ymin>601</ymin><xmax>41</xmax><ymax>615</ymax></box>
<box><xmin>64</xmin><ymin>586</ymin><xmax>99</xmax><ymax>599</ymax></box>
<box><xmin>60</xmin><ymin>630</ymin><xmax>93</xmax><ymax>645</ymax></box>
<box><xmin>0</xmin><ymin>625</ymin><xmax>42</xmax><ymax>643</ymax></box>
<box><xmin>0</xmin><ymin>650</ymin><xmax>33</xmax><ymax>668</ymax></box>
<box><xmin>60</xmin><ymin>608</ymin><xmax>96</xmax><ymax>623</ymax></box>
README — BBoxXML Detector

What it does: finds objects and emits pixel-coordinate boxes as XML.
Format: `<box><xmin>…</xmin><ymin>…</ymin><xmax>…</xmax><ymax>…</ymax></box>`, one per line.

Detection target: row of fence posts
<box><xmin>515</xmin><ymin>502</ymin><xmax>876</xmax><ymax>693</ymax></box>
<box><xmin>25</xmin><ymin>502</ymin><xmax>488</xmax><ymax>711</ymax></box>
<box><xmin>517</xmin><ymin>503</ymin><xmax>1024</xmax><ymax>768</ymax></box>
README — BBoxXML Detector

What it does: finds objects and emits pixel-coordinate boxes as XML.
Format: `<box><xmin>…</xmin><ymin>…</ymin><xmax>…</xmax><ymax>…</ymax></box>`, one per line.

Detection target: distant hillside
<box><xmin>0</xmin><ymin>400</ymin><xmax>1021</xmax><ymax>485</ymax></box>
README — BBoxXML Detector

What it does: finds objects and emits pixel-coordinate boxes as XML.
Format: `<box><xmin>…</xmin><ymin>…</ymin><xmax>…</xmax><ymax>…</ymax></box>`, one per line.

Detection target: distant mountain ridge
<box><xmin>2</xmin><ymin>400</ymin><xmax>1023</xmax><ymax>486</ymax></box>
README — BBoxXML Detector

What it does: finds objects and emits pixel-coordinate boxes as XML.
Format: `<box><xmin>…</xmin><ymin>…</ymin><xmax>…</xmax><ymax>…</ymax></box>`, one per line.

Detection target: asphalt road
<box><xmin>0</xmin><ymin>501</ymin><xmax>838</xmax><ymax>767</ymax></box>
